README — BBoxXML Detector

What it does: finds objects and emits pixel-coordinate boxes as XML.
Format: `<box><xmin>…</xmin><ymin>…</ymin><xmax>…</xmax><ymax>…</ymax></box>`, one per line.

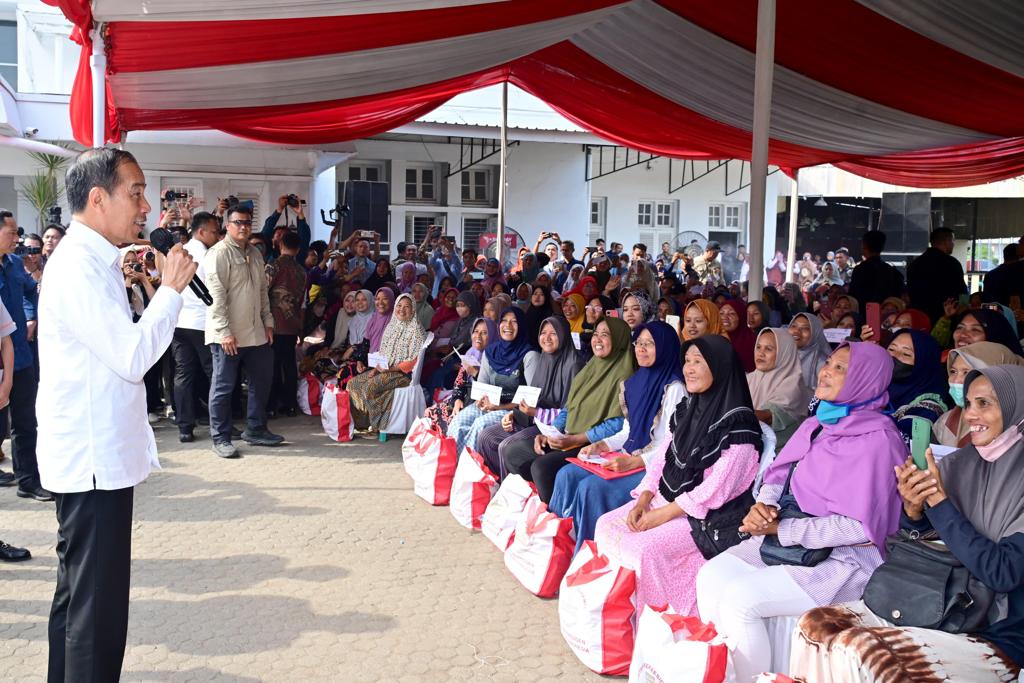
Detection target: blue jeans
<box><xmin>209</xmin><ymin>343</ymin><xmax>273</xmax><ymax>443</ymax></box>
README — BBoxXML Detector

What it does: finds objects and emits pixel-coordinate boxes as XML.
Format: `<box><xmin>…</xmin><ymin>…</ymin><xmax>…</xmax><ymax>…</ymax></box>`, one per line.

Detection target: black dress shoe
<box><xmin>0</xmin><ymin>541</ymin><xmax>30</xmax><ymax>562</ymax></box>
<box><xmin>241</xmin><ymin>428</ymin><xmax>285</xmax><ymax>447</ymax></box>
<box><xmin>17</xmin><ymin>486</ymin><xmax>54</xmax><ymax>502</ymax></box>
<box><xmin>0</xmin><ymin>470</ymin><xmax>15</xmax><ymax>487</ymax></box>
<box><xmin>179</xmin><ymin>431</ymin><xmax>195</xmax><ymax>443</ymax></box>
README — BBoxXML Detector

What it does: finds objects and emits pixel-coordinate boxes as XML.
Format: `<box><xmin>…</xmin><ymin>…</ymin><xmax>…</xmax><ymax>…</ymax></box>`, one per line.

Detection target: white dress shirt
<box><xmin>36</xmin><ymin>220</ymin><xmax>182</xmax><ymax>493</ymax></box>
<box><xmin>176</xmin><ymin>237</ymin><xmax>209</xmax><ymax>331</ymax></box>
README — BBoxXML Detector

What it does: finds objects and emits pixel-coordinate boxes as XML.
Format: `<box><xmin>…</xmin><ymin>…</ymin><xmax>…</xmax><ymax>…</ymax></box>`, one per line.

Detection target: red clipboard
<box><xmin>567</xmin><ymin>457</ymin><xmax>644</xmax><ymax>480</ymax></box>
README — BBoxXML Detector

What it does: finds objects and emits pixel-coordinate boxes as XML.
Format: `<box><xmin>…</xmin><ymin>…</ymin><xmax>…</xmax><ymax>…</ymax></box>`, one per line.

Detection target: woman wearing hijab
<box><xmin>720</xmin><ymin>299</ymin><xmax>756</xmax><ymax>372</ymax></box>
<box><xmin>347</xmin><ymin>293</ymin><xmax>426</xmax><ymax>432</ymax></box>
<box><xmin>326</xmin><ymin>291</ymin><xmax>358</xmax><ymax>351</ymax></box>
<box><xmin>561</xmin><ymin>293</ymin><xmax>587</xmax><ymax>334</ymax></box>
<box><xmin>791</xmin><ymin>364</ymin><xmax>1024</xmax><ymax>682</ymax></box>
<box><xmin>697</xmin><ymin>343</ymin><xmax>907</xmax><ymax>683</ymax></box>
<box><xmin>593</xmin><ymin>335</ymin><xmax>762</xmax><ymax>615</ymax></box>
<box><xmin>409</xmin><ymin>282</ymin><xmax>435</xmax><ymax>331</ymax></box>
<box><xmin>396</xmin><ymin>261</ymin><xmax>417</xmax><ymax>294</ymax></box>
<box><xmin>475</xmin><ymin>317</ymin><xmax>583</xmax><ymax>477</ymax></box>
<box><xmin>363</xmin><ymin>258</ymin><xmax>396</xmax><ymax>293</ymax></box>
<box><xmin>748</xmin><ymin>328</ymin><xmax>812</xmax><ymax>449</ymax></box>
<box><xmin>520</xmin><ymin>252</ymin><xmax>540</xmax><ymax>285</ymax></box>
<box><xmin>807</xmin><ymin>261</ymin><xmax>845</xmax><ymax>291</ymax></box>
<box><xmin>568</xmin><ymin>275</ymin><xmax>600</xmax><ymax>303</ymax></box>
<box><xmin>481</xmin><ymin>257</ymin><xmax>507</xmax><ymax>291</ymax></box>
<box><xmin>364</xmin><ymin>287</ymin><xmax>394</xmax><ymax>355</ymax></box>
<box><xmin>523</xmin><ymin>285</ymin><xmax>552</xmax><ymax>348</ymax></box>
<box><xmin>513</xmin><ymin>282</ymin><xmax>533</xmax><ymax>310</ymax></box>
<box><xmin>941</xmin><ymin>308</ymin><xmax>1024</xmax><ymax>356</ymax></box>
<box><xmin>789</xmin><ymin>312</ymin><xmax>832</xmax><ymax>390</ymax></box>
<box><xmin>621</xmin><ymin>291</ymin><xmax>655</xmax><ymax>331</ymax></box>
<box><xmin>747</xmin><ymin>301</ymin><xmax>771</xmax><ymax>334</ymax></box>
<box><xmin>446</xmin><ymin>307</ymin><xmax>539</xmax><ymax>455</ymax></box>
<box><xmin>422</xmin><ymin>290</ymin><xmax>482</xmax><ymax>399</ymax></box>
<box><xmin>681</xmin><ymin>299</ymin><xmax>724</xmax><ymax>341</ymax></box>
<box><xmin>885</xmin><ymin>328</ymin><xmax>950</xmax><ymax>442</ymax></box>
<box><xmin>934</xmin><ymin>342</ymin><xmax>1024</xmax><ymax>448</ymax></box>
<box><xmin>551</xmin><ymin>321</ymin><xmax>687</xmax><ymax>554</ymax></box>
<box><xmin>428</xmin><ymin>287</ymin><xmax>459</xmax><ymax>334</ymax></box>
<box><xmin>502</xmin><ymin>317</ymin><xmax>636</xmax><ymax>503</ymax></box>
<box><xmin>424</xmin><ymin>318</ymin><xmax>493</xmax><ymax>433</ymax></box>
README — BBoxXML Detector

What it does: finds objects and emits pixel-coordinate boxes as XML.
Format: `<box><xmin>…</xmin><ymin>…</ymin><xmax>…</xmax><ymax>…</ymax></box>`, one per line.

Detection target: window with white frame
<box><xmin>462</xmin><ymin>215</ymin><xmax>496</xmax><ymax>252</ymax></box>
<box><xmin>708</xmin><ymin>202</ymin><xmax>746</xmax><ymax>231</ymax></box>
<box><xmin>637</xmin><ymin>201</ymin><xmax>653</xmax><ymax>227</ymax></box>
<box><xmin>655</xmin><ymin>201</ymin><xmax>676</xmax><ymax>228</ymax></box>
<box><xmin>349</xmin><ymin>161</ymin><xmax>386</xmax><ymax>183</ymax></box>
<box><xmin>405</xmin><ymin>164</ymin><xmax>437</xmax><ymax>203</ymax></box>
<box><xmin>590</xmin><ymin>197</ymin><xmax>606</xmax><ymax>245</ymax></box>
<box><xmin>708</xmin><ymin>204</ymin><xmax>722</xmax><ymax>229</ymax></box>
<box><xmin>461</xmin><ymin>168</ymin><xmax>493</xmax><ymax>206</ymax></box>
<box><xmin>406</xmin><ymin>213</ymin><xmax>445</xmax><ymax>246</ymax></box>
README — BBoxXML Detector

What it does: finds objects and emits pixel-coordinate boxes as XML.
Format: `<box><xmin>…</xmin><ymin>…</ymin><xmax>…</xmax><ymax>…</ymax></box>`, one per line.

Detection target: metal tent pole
<box><xmin>786</xmin><ymin>169</ymin><xmax>800</xmax><ymax>283</ymax></box>
<box><xmin>90</xmin><ymin>28</ymin><xmax>106</xmax><ymax>148</ymax></box>
<box><xmin>496</xmin><ymin>81</ymin><xmax>508</xmax><ymax>265</ymax></box>
<box><xmin>746</xmin><ymin>0</ymin><xmax>776</xmax><ymax>301</ymax></box>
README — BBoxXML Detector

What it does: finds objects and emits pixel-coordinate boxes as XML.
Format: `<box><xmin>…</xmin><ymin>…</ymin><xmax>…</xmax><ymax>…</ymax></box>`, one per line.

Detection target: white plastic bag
<box><xmin>503</xmin><ymin>495</ymin><xmax>575</xmax><ymax>598</ymax></box>
<box><xmin>629</xmin><ymin>605</ymin><xmax>735</xmax><ymax>683</ymax></box>
<box><xmin>449</xmin><ymin>447</ymin><xmax>499</xmax><ymax>530</ymax></box>
<box><xmin>480</xmin><ymin>474</ymin><xmax>534</xmax><ymax>551</ymax></box>
<box><xmin>401</xmin><ymin>417</ymin><xmax>457</xmax><ymax>505</ymax></box>
<box><xmin>320</xmin><ymin>381</ymin><xmax>353</xmax><ymax>442</ymax></box>
<box><xmin>297</xmin><ymin>372</ymin><xmax>323</xmax><ymax>416</ymax></box>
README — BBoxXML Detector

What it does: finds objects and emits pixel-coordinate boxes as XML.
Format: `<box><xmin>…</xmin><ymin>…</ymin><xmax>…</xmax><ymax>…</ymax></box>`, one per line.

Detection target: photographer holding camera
<box><xmin>259</xmin><ymin>194</ymin><xmax>311</xmax><ymax>265</ymax></box>
<box><xmin>19</xmin><ymin>233</ymin><xmax>44</xmax><ymax>288</ymax></box>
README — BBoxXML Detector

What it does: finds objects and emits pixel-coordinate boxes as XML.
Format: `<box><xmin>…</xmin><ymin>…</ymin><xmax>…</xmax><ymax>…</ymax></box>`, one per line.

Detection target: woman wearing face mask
<box><xmin>681</xmin><ymin>299</ymin><xmax>723</xmax><ymax>342</ymax></box>
<box><xmin>445</xmin><ymin>308</ymin><xmax>539</xmax><ymax>455</ymax></box>
<box><xmin>885</xmin><ymin>329</ymin><xmax>950</xmax><ymax>443</ymax></box>
<box><xmin>475</xmin><ymin>317</ymin><xmax>582</xmax><ymax>477</ymax></box>
<box><xmin>696</xmin><ymin>343</ymin><xmax>906</xmax><ymax>683</ymax></box>
<box><xmin>424</xmin><ymin>318</ymin><xmax>494</xmax><ymax>432</ymax></box>
<box><xmin>347</xmin><ymin>293</ymin><xmax>426</xmax><ymax>432</ymax></box>
<box><xmin>550</xmin><ymin>321</ymin><xmax>686</xmax><ymax>554</ymax></box>
<box><xmin>593</xmin><ymin>335</ymin><xmax>761</xmax><ymax>615</ymax></box>
<box><xmin>933</xmin><ymin>342</ymin><xmax>1023</xmax><ymax>448</ymax></box>
<box><xmin>502</xmin><ymin>317</ymin><xmax>636</xmax><ymax>503</ymax></box>
<box><xmin>790</xmin><ymin>364</ymin><xmax>1024</xmax><ymax>683</ymax></box>
<box><xmin>789</xmin><ymin>312</ymin><xmax>832</xmax><ymax>390</ymax></box>
<box><xmin>748</xmin><ymin>328</ymin><xmax>812</xmax><ymax>449</ymax></box>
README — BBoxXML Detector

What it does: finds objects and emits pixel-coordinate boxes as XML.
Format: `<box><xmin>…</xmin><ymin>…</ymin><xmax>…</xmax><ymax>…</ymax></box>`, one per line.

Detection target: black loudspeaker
<box><xmin>339</xmin><ymin>181</ymin><xmax>389</xmax><ymax>240</ymax></box>
<box><xmin>878</xmin><ymin>191</ymin><xmax>931</xmax><ymax>254</ymax></box>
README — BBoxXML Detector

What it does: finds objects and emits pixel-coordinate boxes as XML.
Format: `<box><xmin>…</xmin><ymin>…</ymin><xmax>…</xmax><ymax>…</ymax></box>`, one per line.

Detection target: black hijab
<box><xmin>534</xmin><ymin>317</ymin><xmax>584</xmax><ymax>409</ymax></box>
<box><xmin>449</xmin><ymin>290</ymin><xmax>483</xmax><ymax>352</ymax></box>
<box><xmin>363</xmin><ymin>258</ymin><xmax>396</xmax><ymax>292</ymax></box>
<box><xmin>659</xmin><ymin>335</ymin><xmax>763</xmax><ymax>502</ymax></box>
<box><xmin>524</xmin><ymin>285</ymin><xmax>552</xmax><ymax>350</ymax></box>
<box><xmin>957</xmin><ymin>308</ymin><xmax>1024</xmax><ymax>356</ymax></box>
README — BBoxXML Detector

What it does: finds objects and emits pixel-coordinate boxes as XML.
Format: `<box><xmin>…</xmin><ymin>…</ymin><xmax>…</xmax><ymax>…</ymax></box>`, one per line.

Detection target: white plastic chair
<box><xmin>381</xmin><ymin>332</ymin><xmax>434</xmax><ymax>438</ymax></box>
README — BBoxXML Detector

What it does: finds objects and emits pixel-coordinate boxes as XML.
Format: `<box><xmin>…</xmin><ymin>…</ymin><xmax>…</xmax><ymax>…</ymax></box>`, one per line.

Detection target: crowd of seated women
<box><xmin>300</xmin><ymin>233</ymin><xmax>1023</xmax><ymax>680</ymax></box>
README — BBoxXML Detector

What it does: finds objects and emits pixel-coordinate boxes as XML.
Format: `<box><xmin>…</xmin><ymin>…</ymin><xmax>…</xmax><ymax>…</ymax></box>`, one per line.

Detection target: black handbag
<box><xmin>759</xmin><ymin>463</ymin><xmax>834</xmax><ymax>567</ymax></box>
<box><xmin>689</xmin><ymin>490</ymin><xmax>755</xmax><ymax>560</ymax></box>
<box><xmin>863</xmin><ymin>529</ymin><xmax>995</xmax><ymax>633</ymax></box>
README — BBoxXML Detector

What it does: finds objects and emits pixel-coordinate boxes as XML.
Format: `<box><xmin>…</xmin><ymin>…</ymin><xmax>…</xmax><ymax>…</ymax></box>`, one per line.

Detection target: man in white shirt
<box><xmin>36</xmin><ymin>148</ymin><xmax>196</xmax><ymax>682</ymax></box>
<box><xmin>171</xmin><ymin>212</ymin><xmax>222</xmax><ymax>443</ymax></box>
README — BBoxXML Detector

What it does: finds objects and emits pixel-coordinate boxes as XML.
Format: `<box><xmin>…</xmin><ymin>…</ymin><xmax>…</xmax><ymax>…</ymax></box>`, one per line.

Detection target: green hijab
<box><xmin>564</xmin><ymin>316</ymin><xmax>637</xmax><ymax>435</ymax></box>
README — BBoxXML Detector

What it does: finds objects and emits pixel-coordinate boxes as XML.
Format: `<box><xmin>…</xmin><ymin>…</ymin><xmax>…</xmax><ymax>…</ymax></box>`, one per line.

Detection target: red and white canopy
<box><xmin>46</xmin><ymin>0</ymin><xmax>1024</xmax><ymax>187</ymax></box>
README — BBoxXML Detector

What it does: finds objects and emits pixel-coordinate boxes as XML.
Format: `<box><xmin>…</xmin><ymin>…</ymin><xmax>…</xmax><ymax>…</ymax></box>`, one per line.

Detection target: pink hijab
<box><xmin>364</xmin><ymin>287</ymin><xmax>395</xmax><ymax>353</ymax></box>
<box><xmin>765</xmin><ymin>342</ymin><xmax>906</xmax><ymax>550</ymax></box>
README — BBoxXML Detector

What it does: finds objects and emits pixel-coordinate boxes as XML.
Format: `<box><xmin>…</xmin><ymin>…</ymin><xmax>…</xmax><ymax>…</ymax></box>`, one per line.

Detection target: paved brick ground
<box><xmin>0</xmin><ymin>415</ymin><xmax>606</xmax><ymax>682</ymax></box>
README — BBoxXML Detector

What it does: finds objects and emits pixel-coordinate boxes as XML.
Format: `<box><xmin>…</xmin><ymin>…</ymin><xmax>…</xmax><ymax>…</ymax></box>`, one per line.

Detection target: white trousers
<box><xmin>696</xmin><ymin>552</ymin><xmax>817</xmax><ymax>683</ymax></box>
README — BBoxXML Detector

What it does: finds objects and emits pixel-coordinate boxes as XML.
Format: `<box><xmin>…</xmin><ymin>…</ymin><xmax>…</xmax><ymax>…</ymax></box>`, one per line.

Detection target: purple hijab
<box><xmin>365</xmin><ymin>287</ymin><xmax>395</xmax><ymax>353</ymax></box>
<box><xmin>765</xmin><ymin>342</ymin><xmax>906</xmax><ymax>550</ymax></box>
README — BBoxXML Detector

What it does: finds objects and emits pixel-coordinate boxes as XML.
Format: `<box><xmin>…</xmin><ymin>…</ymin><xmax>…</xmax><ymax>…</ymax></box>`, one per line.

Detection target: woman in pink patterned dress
<box><xmin>593</xmin><ymin>335</ymin><xmax>763</xmax><ymax>616</ymax></box>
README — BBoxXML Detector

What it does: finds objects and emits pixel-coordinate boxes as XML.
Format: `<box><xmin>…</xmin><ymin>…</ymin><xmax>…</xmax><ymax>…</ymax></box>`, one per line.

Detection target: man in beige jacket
<box><xmin>205</xmin><ymin>205</ymin><xmax>284</xmax><ymax>458</ymax></box>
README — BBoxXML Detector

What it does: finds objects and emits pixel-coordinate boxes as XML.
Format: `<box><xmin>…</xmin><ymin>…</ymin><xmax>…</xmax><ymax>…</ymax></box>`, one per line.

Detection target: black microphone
<box><xmin>149</xmin><ymin>228</ymin><xmax>213</xmax><ymax>306</ymax></box>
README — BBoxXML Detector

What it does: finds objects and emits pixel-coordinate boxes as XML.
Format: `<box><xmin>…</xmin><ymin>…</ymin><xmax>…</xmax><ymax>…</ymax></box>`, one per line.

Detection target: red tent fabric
<box><xmin>44</xmin><ymin>0</ymin><xmax>1024</xmax><ymax>187</ymax></box>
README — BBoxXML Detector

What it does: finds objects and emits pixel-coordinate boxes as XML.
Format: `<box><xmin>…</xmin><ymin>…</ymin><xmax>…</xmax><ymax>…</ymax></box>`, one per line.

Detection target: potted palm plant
<box><xmin>19</xmin><ymin>147</ymin><xmax>74</xmax><ymax>232</ymax></box>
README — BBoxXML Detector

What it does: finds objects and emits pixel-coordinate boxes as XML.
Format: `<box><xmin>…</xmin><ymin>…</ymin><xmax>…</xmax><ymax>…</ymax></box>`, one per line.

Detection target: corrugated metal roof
<box><xmin>415</xmin><ymin>84</ymin><xmax>584</xmax><ymax>133</ymax></box>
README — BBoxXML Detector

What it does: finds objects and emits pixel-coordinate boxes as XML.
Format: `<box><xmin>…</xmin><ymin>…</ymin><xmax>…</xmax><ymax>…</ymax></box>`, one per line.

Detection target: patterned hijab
<box><xmin>378</xmin><ymin>293</ymin><xmax>426</xmax><ymax>366</ymax></box>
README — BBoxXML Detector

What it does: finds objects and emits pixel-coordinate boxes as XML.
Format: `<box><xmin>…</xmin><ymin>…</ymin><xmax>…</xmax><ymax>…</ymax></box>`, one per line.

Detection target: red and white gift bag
<box><xmin>754</xmin><ymin>675</ymin><xmax>798</xmax><ymax>683</ymax></box>
<box><xmin>629</xmin><ymin>605</ymin><xmax>735</xmax><ymax>683</ymax></box>
<box><xmin>503</xmin><ymin>495</ymin><xmax>575</xmax><ymax>598</ymax></box>
<box><xmin>480</xmin><ymin>474</ymin><xmax>535</xmax><ymax>551</ymax></box>
<box><xmin>449</xmin><ymin>448</ymin><xmax>499</xmax><ymax>530</ymax></box>
<box><xmin>558</xmin><ymin>540</ymin><xmax>637</xmax><ymax>675</ymax></box>
<box><xmin>320</xmin><ymin>381</ymin><xmax>353</xmax><ymax>442</ymax></box>
<box><xmin>401</xmin><ymin>417</ymin><xmax>458</xmax><ymax>505</ymax></box>
<box><xmin>297</xmin><ymin>373</ymin><xmax>323</xmax><ymax>416</ymax></box>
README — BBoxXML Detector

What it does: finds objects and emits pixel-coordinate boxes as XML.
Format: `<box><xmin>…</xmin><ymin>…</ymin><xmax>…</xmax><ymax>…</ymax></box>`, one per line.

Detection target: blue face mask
<box><xmin>949</xmin><ymin>383</ymin><xmax>965</xmax><ymax>408</ymax></box>
<box><xmin>816</xmin><ymin>392</ymin><xmax>886</xmax><ymax>425</ymax></box>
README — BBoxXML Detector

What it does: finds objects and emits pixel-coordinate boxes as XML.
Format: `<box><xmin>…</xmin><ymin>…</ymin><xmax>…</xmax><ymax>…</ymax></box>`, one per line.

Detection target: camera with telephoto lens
<box><xmin>14</xmin><ymin>244</ymin><xmax>41</xmax><ymax>256</ymax></box>
<box><xmin>164</xmin><ymin>190</ymin><xmax>187</xmax><ymax>203</ymax></box>
<box><xmin>132</xmin><ymin>264</ymin><xmax>143</xmax><ymax>273</ymax></box>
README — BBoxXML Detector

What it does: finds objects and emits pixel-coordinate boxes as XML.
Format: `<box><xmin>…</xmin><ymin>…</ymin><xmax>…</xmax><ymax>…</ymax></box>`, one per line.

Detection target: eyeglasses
<box><xmin>228</xmin><ymin>220</ymin><xmax>253</xmax><ymax>228</ymax></box>
<box><xmin>632</xmin><ymin>340</ymin><xmax>655</xmax><ymax>350</ymax></box>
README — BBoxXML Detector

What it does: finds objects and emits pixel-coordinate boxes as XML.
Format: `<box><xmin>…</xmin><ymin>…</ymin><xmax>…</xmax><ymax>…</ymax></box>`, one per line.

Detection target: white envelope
<box><xmin>665</xmin><ymin>314</ymin><xmax>680</xmax><ymax>331</ymax></box>
<box><xmin>929</xmin><ymin>444</ymin><xmax>957</xmax><ymax>460</ymax></box>
<box><xmin>511</xmin><ymin>385</ymin><xmax>541</xmax><ymax>408</ymax></box>
<box><xmin>470</xmin><ymin>381</ymin><xmax>503</xmax><ymax>404</ymax></box>
<box><xmin>571</xmin><ymin>332</ymin><xmax>582</xmax><ymax>350</ymax></box>
<box><xmin>367</xmin><ymin>352</ymin><xmax>389</xmax><ymax>370</ymax></box>
<box><xmin>535</xmin><ymin>420</ymin><xmax>567</xmax><ymax>440</ymax></box>
<box><xmin>824</xmin><ymin>328</ymin><xmax>851</xmax><ymax>344</ymax></box>
<box><xmin>456</xmin><ymin>349</ymin><xmax>480</xmax><ymax>368</ymax></box>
